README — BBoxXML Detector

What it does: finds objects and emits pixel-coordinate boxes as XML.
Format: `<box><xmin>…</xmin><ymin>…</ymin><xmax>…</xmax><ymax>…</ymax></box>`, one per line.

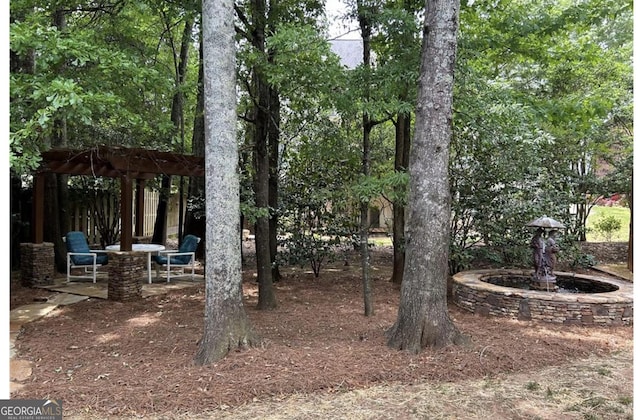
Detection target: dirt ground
<box><xmin>10</xmin><ymin>241</ymin><xmax>633</xmax><ymax>419</ymax></box>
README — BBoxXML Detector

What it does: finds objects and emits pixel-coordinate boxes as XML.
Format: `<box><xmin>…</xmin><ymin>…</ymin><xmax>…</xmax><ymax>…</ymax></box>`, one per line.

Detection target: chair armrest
<box><xmin>68</xmin><ymin>252</ymin><xmax>99</xmax><ymax>258</ymax></box>
<box><xmin>163</xmin><ymin>251</ymin><xmax>196</xmax><ymax>265</ymax></box>
<box><xmin>67</xmin><ymin>252</ymin><xmax>98</xmax><ymax>265</ymax></box>
<box><xmin>163</xmin><ymin>251</ymin><xmax>195</xmax><ymax>257</ymax></box>
<box><xmin>157</xmin><ymin>249</ymin><xmax>176</xmax><ymax>255</ymax></box>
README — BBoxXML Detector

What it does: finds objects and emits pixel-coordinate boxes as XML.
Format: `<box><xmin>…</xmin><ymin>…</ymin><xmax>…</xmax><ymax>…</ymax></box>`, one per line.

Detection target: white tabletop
<box><xmin>105</xmin><ymin>244</ymin><xmax>166</xmax><ymax>252</ymax></box>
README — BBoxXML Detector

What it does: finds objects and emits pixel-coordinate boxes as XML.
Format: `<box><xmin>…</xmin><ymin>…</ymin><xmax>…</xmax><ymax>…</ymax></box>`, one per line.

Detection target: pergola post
<box><xmin>120</xmin><ymin>174</ymin><xmax>134</xmax><ymax>251</ymax></box>
<box><xmin>32</xmin><ymin>173</ymin><xmax>45</xmax><ymax>244</ymax></box>
<box><xmin>22</xmin><ymin>173</ymin><xmax>55</xmax><ymax>286</ymax></box>
<box><xmin>135</xmin><ymin>179</ymin><xmax>146</xmax><ymax>237</ymax></box>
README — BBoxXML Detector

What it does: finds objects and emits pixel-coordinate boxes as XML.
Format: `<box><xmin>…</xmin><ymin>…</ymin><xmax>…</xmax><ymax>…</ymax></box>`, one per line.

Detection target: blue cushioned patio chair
<box><xmin>153</xmin><ymin>235</ymin><xmax>201</xmax><ymax>282</ymax></box>
<box><xmin>64</xmin><ymin>231</ymin><xmax>108</xmax><ymax>283</ymax></box>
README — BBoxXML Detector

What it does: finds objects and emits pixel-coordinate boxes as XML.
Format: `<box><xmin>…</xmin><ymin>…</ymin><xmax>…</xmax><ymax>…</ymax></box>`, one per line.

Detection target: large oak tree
<box><xmin>386</xmin><ymin>0</ymin><xmax>467</xmax><ymax>352</ymax></box>
<box><xmin>195</xmin><ymin>0</ymin><xmax>259</xmax><ymax>365</ymax></box>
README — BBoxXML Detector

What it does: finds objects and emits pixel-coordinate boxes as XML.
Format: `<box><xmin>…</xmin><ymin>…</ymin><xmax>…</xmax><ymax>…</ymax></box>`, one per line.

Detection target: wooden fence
<box><xmin>67</xmin><ymin>189</ymin><xmax>183</xmax><ymax>245</ymax></box>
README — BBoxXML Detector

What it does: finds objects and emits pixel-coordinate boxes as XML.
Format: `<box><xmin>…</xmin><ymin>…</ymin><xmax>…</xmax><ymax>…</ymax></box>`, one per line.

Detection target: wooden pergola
<box><xmin>33</xmin><ymin>146</ymin><xmax>204</xmax><ymax>250</ymax></box>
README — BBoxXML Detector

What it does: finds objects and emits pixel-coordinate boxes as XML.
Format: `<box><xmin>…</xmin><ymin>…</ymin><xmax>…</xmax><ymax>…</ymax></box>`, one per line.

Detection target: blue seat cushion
<box><xmin>154</xmin><ymin>254</ymin><xmax>191</xmax><ymax>265</ymax></box>
<box><xmin>71</xmin><ymin>253</ymin><xmax>108</xmax><ymax>266</ymax></box>
<box><xmin>65</xmin><ymin>231</ymin><xmax>108</xmax><ymax>265</ymax></box>
<box><xmin>153</xmin><ymin>234</ymin><xmax>199</xmax><ymax>265</ymax></box>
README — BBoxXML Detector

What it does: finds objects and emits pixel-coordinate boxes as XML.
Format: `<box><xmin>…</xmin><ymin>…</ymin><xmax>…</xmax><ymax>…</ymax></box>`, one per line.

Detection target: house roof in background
<box><xmin>330</xmin><ymin>39</ymin><xmax>363</xmax><ymax>69</ymax></box>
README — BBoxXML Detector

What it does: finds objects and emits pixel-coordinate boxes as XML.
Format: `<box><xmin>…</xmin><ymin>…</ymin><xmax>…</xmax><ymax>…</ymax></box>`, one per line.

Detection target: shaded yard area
<box><xmin>10</xmin><ymin>242</ymin><xmax>633</xmax><ymax>419</ymax></box>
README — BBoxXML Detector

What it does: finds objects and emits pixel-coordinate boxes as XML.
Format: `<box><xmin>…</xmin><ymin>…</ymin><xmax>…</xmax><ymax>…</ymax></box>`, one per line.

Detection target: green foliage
<box><xmin>277</xmin><ymin>116</ymin><xmax>362</xmax><ymax>276</ymax></box>
<box><xmin>352</xmin><ymin>175</ymin><xmax>383</xmax><ymax>204</ymax></box>
<box><xmin>448</xmin><ymin>0</ymin><xmax>632</xmax><ymax>268</ymax></box>
<box><xmin>10</xmin><ymin>0</ymin><xmax>632</xmax><ymax>283</ymax></box>
<box><xmin>592</xmin><ymin>215</ymin><xmax>622</xmax><ymax>242</ymax></box>
<box><xmin>266</xmin><ymin>24</ymin><xmax>345</xmax><ymax>111</ymax></box>
<box><xmin>448</xmin><ymin>243</ymin><xmax>475</xmax><ymax>274</ymax></box>
<box><xmin>68</xmin><ymin>176</ymin><xmax>121</xmax><ymax>248</ymax></box>
<box><xmin>278</xmin><ymin>231</ymin><xmax>342</xmax><ymax>278</ymax></box>
<box><xmin>586</xmin><ymin>206</ymin><xmax>630</xmax><ymax>242</ymax></box>
<box><xmin>186</xmin><ymin>194</ymin><xmax>206</xmax><ymax>220</ymax></box>
<box><xmin>563</xmin><ymin>242</ymin><xmax>598</xmax><ymax>269</ymax></box>
<box><xmin>10</xmin><ymin>2</ymin><xmax>196</xmax><ymax>174</ymax></box>
<box><xmin>277</xmin><ymin>173</ymin><xmax>356</xmax><ymax>277</ymax></box>
<box><xmin>378</xmin><ymin>170</ymin><xmax>409</xmax><ymax>205</ymax></box>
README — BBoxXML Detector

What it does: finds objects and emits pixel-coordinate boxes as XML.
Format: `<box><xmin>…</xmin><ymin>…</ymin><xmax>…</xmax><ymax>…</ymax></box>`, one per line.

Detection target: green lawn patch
<box><xmin>586</xmin><ymin>205</ymin><xmax>630</xmax><ymax>242</ymax></box>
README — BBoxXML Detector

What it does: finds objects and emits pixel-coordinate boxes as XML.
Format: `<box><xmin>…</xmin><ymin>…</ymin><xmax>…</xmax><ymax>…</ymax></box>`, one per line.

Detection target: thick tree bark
<box><xmin>172</xmin><ymin>17</ymin><xmax>194</xmax><ymax>242</ymax></box>
<box><xmin>195</xmin><ymin>0</ymin><xmax>259</xmax><ymax>365</ymax></box>
<box><xmin>360</xmin><ymin>151</ymin><xmax>373</xmax><ymax>316</ymax></box>
<box><xmin>387</xmin><ymin>0</ymin><xmax>466</xmax><ymax>352</ymax></box>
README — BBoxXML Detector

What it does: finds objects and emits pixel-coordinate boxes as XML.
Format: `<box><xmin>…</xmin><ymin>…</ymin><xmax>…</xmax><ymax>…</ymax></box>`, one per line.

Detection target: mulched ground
<box><xmin>10</xmin><ymin>241</ymin><xmax>632</xmax><ymax>418</ymax></box>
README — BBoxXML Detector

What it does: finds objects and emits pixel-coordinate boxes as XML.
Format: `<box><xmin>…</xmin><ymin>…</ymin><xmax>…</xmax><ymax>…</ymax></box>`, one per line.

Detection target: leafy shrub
<box><xmin>448</xmin><ymin>243</ymin><xmax>475</xmax><ymax>274</ymax></box>
<box><xmin>568</xmin><ymin>250</ymin><xmax>598</xmax><ymax>269</ymax></box>
<box><xmin>592</xmin><ymin>215</ymin><xmax>622</xmax><ymax>242</ymax></box>
<box><xmin>277</xmin><ymin>231</ymin><xmax>342</xmax><ymax>278</ymax></box>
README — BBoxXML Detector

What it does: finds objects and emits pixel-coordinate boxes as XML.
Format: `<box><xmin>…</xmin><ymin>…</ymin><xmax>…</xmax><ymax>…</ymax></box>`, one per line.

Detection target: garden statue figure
<box><xmin>526</xmin><ymin>217</ymin><xmax>564</xmax><ymax>290</ymax></box>
<box><xmin>544</xmin><ymin>230</ymin><xmax>560</xmax><ymax>278</ymax></box>
<box><xmin>530</xmin><ymin>227</ymin><xmax>545</xmax><ymax>280</ymax></box>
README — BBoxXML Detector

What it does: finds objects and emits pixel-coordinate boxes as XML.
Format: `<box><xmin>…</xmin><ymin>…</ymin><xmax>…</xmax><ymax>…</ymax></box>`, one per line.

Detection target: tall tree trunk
<box><xmin>268</xmin><ymin>83</ymin><xmax>281</xmax><ymax>282</ymax></box>
<box><xmin>154</xmin><ymin>16</ymin><xmax>193</xmax><ymax>246</ymax></box>
<box><xmin>183</xmin><ymin>30</ymin><xmax>206</xmax><ymax>259</ymax></box>
<box><xmin>387</xmin><ymin>0</ymin><xmax>466</xmax><ymax>352</ymax></box>
<box><xmin>47</xmin><ymin>8</ymin><xmax>69</xmax><ymax>272</ymax></box>
<box><xmin>172</xmin><ymin>17</ymin><xmax>194</xmax><ymax>242</ymax></box>
<box><xmin>251</xmin><ymin>0</ymin><xmax>277</xmax><ymax>309</ymax></box>
<box><xmin>254</xmin><ymin>102</ymin><xmax>277</xmax><ymax>308</ymax></box>
<box><xmin>151</xmin><ymin>175</ymin><xmax>170</xmax><ymax>244</ymax></box>
<box><xmin>195</xmin><ymin>0</ymin><xmax>259</xmax><ymax>365</ymax></box>
<box><xmin>358</xmin><ymin>0</ymin><xmax>373</xmax><ymax>316</ymax></box>
<box><xmin>390</xmin><ymin>112</ymin><xmax>411</xmax><ymax>286</ymax></box>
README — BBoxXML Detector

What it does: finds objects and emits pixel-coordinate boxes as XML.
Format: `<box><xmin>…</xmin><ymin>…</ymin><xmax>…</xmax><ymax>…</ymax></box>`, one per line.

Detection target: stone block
<box><xmin>19</xmin><ymin>243</ymin><xmax>55</xmax><ymax>287</ymax></box>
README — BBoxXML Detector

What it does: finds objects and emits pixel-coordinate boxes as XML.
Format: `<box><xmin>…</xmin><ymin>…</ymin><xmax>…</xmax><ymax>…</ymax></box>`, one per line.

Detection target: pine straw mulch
<box><xmin>10</xmin><ymin>242</ymin><xmax>632</xmax><ymax>418</ymax></box>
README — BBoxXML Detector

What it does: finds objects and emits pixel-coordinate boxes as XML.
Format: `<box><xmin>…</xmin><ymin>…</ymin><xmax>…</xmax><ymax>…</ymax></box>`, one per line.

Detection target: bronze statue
<box><xmin>527</xmin><ymin>217</ymin><xmax>563</xmax><ymax>290</ymax></box>
<box><xmin>530</xmin><ymin>227</ymin><xmax>545</xmax><ymax>279</ymax></box>
<box><xmin>544</xmin><ymin>229</ymin><xmax>559</xmax><ymax>277</ymax></box>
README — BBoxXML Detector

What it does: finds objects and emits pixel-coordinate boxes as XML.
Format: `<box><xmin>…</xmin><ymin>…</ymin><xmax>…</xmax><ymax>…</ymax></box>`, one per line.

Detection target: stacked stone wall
<box><xmin>20</xmin><ymin>243</ymin><xmax>55</xmax><ymax>287</ymax></box>
<box><xmin>107</xmin><ymin>252</ymin><xmax>145</xmax><ymax>301</ymax></box>
<box><xmin>452</xmin><ymin>270</ymin><xmax>633</xmax><ymax>326</ymax></box>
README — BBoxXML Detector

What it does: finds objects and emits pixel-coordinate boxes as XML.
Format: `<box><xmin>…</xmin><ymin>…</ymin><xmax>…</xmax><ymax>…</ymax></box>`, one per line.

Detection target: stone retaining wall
<box><xmin>452</xmin><ymin>269</ymin><xmax>633</xmax><ymax>326</ymax></box>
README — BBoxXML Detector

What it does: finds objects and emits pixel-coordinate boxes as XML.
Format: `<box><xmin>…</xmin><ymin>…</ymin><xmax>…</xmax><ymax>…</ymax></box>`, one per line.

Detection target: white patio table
<box><xmin>105</xmin><ymin>243</ymin><xmax>166</xmax><ymax>284</ymax></box>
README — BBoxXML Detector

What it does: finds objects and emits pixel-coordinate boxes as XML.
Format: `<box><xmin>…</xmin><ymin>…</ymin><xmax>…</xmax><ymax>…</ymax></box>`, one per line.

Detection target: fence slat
<box><xmin>68</xmin><ymin>187</ymin><xmax>183</xmax><ymax>245</ymax></box>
